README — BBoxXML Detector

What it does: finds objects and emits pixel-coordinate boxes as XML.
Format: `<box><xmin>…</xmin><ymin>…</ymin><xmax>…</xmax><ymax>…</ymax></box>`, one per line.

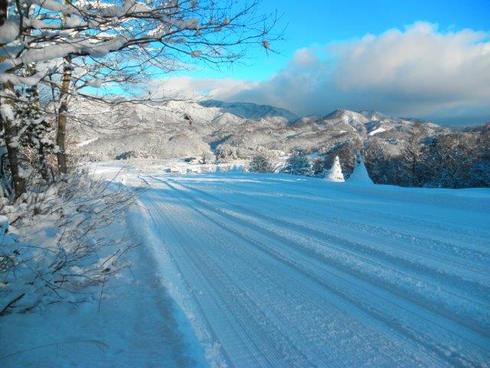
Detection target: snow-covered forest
<box><xmin>1</xmin><ymin>0</ymin><xmax>489</xmax><ymax>367</ymax></box>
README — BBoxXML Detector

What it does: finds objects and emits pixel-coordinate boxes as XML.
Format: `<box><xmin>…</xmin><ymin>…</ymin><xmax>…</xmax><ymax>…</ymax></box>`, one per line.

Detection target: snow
<box><xmin>0</xmin><ymin>215</ymin><xmax>8</xmax><ymax>231</ymax></box>
<box><xmin>129</xmin><ymin>169</ymin><xmax>490</xmax><ymax>367</ymax></box>
<box><xmin>113</xmin><ymin>165</ymin><xmax>490</xmax><ymax>365</ymax></box>
<box><xmin>0</xmin><ymin>171</ymin><xmax>207</xmax><ymax>368</ymax></box>
<box><xmin>3</xmin><ymin>163</ymin><xmax>489</xmax><ymax>367</ymax></box>
<box><xmin>0</xmin><ymin>19</ymin><xmax>20</xmax><ymax>44</ymax></box>
<box><xmin>75</xmin><ymin>137</ymin><xmax>99</xmax><ymax>147</ymax></box>
<box><xmin>1</xmin><ymin>238</ymin><xmax>207</xmax><ymax>367</ymax></box>
<box><xmin>0</xmin><ymin>104</ymin><xmax>15</xmax><ymax>122</ymax></box>
<box><xmin>368</xmin><ymin>126</ymin><xmax>387</xmax><ymax>136</ymax></box>
<box><xmin>86</xmin><ymin>79</ymin><xmax>104</xmax><ymax>87</ymax></box>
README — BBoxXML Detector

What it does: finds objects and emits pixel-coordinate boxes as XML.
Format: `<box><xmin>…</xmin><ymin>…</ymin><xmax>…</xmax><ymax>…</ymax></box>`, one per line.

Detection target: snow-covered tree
<box><xmin>282</xmin><ymin>149</ymin><xmax>310</xmax><ymax>176</ymax></box>
<box><xmin>349</xmin><ymin>153</ymin><xmax>373</xmax><ymax>185</ymax></box>
<box><xmin>249</xmin><ymin>154</ymin><xmax>272</xmax><ymax>173</ymax></box>
<box><xmin>420</xmin><ymin>133</ymin><xmax>480</xmax><ymax>188</ymax></box>
<box><xmin>16</xmin><ymin>85</ymin><xmax>55</xmax><ymax>182</ymax></box>
<box><xmin>325</xmin><ymin>156</ymin><xmax>344</xmax><ymax>182</ymax></box>
<box><xmin>311</xmin><ymin>157</ymin><xmax>325</xmax><ymax>176</ymax></box>
<box><xmin>401</xmin><ymin>122</ymin><xmax>425</xmax><ymax>186</ymax></box>
<box><xmin>0</xmin><ymin>85</ymin><xmax>25</xmax><ymax>198</ymax></box>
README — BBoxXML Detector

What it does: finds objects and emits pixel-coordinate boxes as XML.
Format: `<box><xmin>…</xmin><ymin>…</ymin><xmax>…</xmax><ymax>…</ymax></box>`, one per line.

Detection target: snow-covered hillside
<box><xmin>69</xmin><ymin>99</ymin><xmax>299</xmax><ymax>161</ymax></box>
<box><xmin>69</xmin><ymin>99</ymin><xmax>442</xmax><ymax>162</ymax></box>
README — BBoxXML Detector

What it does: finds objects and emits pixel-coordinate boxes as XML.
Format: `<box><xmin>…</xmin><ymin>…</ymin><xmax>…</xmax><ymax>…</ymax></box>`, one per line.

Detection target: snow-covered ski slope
<box><xmin>127</xmin><ymin>170</ymin><xmax>490</xmax><ymax>368</ymax></box>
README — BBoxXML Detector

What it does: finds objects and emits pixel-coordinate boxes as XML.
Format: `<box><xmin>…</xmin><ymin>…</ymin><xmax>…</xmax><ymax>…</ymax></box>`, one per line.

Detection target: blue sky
<box><xmin>191</xmin><ymin>0</ymin><xmax>490</xmax><ymax>80</ymax></box>
<box><xmin>153</xmin><ymin>0</ymin><xmax>490</xmax><ymax>125</ymax></box>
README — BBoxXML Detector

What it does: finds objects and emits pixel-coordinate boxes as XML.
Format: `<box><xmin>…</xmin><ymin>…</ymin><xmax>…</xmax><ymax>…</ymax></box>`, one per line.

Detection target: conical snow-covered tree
<box><xmin>326</xmin><ymin>156</ymin><xmax>345</xmax><ymax>182</ymax></box>
<box><xmin>349</xmin><ymin>154</ymin><xmax>373</xmax><ymax>185</ymax></box>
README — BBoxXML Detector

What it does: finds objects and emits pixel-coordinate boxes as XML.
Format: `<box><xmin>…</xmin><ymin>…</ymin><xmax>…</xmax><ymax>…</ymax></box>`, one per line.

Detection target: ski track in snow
<box><xmin>128</xmin><ymin>172</ymin><xmax>490</xmax><ymax>368</ymax></box>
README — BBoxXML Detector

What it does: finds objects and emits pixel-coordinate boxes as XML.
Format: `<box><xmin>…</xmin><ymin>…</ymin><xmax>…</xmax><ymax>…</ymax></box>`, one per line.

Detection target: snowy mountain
<box><xmin>70</xmin><ymin>99</ymin><xmax>431</xmax><ymax>158</ymax></box>
<box><xmin>69</xmin><ymin>98</ymin><xmax>488</xmax><ymax>187</ymax></box>
<box><xmin>69</xmin><ymin>98</ymin><xmax>292</xmax><ymax>160</ymax></box>
<box><xmin>199</xmin><ymin>100</ymin><xmax>299</xmax><ymax>122</ymax></box>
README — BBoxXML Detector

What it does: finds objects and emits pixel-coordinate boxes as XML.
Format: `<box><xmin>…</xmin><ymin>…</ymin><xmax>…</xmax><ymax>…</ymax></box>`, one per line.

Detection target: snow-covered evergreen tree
<box><xmin>349</xmin><ymin>154</ymin><xmax>373</xmax><ymax>185</ymax></box>
<box><xmin>325</xmin><ymin>156</ymin><xmax>345</xmax><ymax>182</ymax></box>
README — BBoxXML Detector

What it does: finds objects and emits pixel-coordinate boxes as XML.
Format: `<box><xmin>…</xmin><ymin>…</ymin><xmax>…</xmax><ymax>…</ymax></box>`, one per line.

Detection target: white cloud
<box><xmin>331</xmin><ymin>23</ymin><xmax>490</xmax><ymax>112</ymax></box>
<box><xmin>150</xmin><ymin>23</ymin><xmax>490</xmax><ymax>124</ymax></box>
<box><xmin>145</xmin><ymin>76</ymin><xmax>257</xmax><ymax>101</ymax></box>
<box><xmin>291</xmin><ymin>47</ymin><xmax>319</xmax><ymax>65</ymax></box>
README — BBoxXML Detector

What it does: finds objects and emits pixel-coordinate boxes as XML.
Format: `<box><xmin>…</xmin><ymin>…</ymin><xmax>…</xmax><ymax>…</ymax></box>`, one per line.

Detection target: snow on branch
<box><xmin>1</xmin><ymin>0</ymin><xmax>278</xmax><ymax>81</ymax></box>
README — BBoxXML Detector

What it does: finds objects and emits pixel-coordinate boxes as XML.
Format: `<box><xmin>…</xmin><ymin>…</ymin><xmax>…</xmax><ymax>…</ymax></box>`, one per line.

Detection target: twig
<box><xmin>0</xmin><ymin>293</ymin><xmax>26</xmax><ymax>316</ymax></box>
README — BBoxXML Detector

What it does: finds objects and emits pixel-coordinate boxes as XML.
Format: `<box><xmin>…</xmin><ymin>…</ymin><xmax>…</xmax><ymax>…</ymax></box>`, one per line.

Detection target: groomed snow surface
<box><xmin>3</xmin><ymin>165</ymin><xmax>490</xmax><ymax>367</ymax></box>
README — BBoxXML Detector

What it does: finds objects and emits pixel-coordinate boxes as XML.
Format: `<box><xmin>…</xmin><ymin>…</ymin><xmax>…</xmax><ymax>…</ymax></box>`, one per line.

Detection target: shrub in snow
<box><xmin>199</xmin><ymin>152</ymin><xmax>215</xmax><ymax>164</ymax></box>
<box><xmin>116</xmin><ymin>151</ymin><xmax>138</xmax><ymax>160</ymax></box>
<box><xmin>0</xmin><ymin>173</ymin><xmax>134</xmax><ymax>316</ymax></box>
<box><xmin>282</xmin><ymin>149</ymin><xmax>311</xmax><ymax>176</ymax></box>
<box><xmin>249</xmin><ymin>154</ymin><xmax>273</xmax><ymax>173</ymax></box>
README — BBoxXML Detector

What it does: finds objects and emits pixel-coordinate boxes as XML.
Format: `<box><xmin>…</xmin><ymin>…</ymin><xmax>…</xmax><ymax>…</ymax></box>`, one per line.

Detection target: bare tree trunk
<box><xmin>0</xmin><ymin>0</ymin><xmax>7</xmax><ymax>26</ymax></box>
<box><xmin>31</xmin><ymin>78</ymin><xmax>50</xmax><ymax>181</ymax></box>
<box><xmin>0</xmin><ymin>2</ymin><xmax>25</xmax><ymax>198</ymax></box>
<box><xmin>1</xmin><ymin>83</ymin><xmax>26</xmax><ymax>199</ymax></box>
<box><xmin>4</xmin><ymin>126</ymin><xmax>26</xmax><ymax>199</ymax></box>
<box><xmin>56</xmin><ymin>57</ymin><xmax>72</xmax><ymax>174</ymax></box>
<box><xmin>38</xmin><ymin>146</ymin><xmax>49</xmax><ymax>181</ymax></box>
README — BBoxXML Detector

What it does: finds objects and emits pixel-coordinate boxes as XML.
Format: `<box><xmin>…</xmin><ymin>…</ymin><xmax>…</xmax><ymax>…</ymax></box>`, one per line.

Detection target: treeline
<box><xmin>247</xmin><ymin>124</ymin><xmax>490</xmax><ymax>188</ymax></box>
<box><xmin>366</xmin><ymin>125</ymin><xmax>490</xmax><ymax>188</ymax></box>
